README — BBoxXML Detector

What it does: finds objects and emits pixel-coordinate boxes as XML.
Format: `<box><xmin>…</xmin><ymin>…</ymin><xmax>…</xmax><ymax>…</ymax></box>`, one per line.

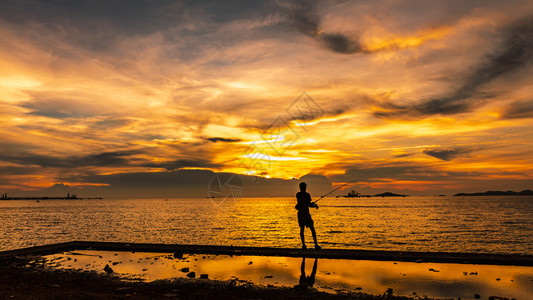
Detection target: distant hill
<box><xmin>454</xmin><ymin>189</ymin><xmax>533</xmax><ymax>196</ymax></box>
<box><xmin>373</xmin><ymin>192</ymin><xmax>407</xmax><ymax>197</ymax></box>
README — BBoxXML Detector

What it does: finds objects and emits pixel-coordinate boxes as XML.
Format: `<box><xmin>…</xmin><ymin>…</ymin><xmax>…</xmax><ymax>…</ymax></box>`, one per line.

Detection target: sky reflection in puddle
<box><xmin>42</xmin><ymin>250</ymin><xmax>533</xmax><ymax>299</ymax></box>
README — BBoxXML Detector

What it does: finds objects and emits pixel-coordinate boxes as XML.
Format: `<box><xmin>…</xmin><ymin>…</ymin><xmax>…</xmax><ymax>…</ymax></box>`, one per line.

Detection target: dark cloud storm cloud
<box><xmin>143</xmin><ymin>158</ymin><xmax>222</xmax><ymax>170</ymax></box>
<box><xmin>330</xmin><ymin>162</ymin><xmax>485</xmax><ymax>185</ymax></box>
<box><xmin>288</xmin><ymin>0</ymin><xmax>364</xmax><ymax>54</ymax></box>
<box><xmin>48</xmin><ymin>170</ymin><xmax>331</xmax><ymax>198</ymax></box>
<box><xmin>502</xmin><ymin>100</ymin><xmax>533</xmax><ymax>119</ymax></box>
<box><xmin>375</xmin><ymin>15</ymin><xmax>533</xmax><ymax>118</ymax></box>
<box><xmin>206</xmin><ymin>137</ymin><xmax>242</xmax><ymax>143</ymax></box>
<box><xmin>423</xmin><ymin>147</ymin><xmax>472</xmax><ymax>161</ymax></box>
<box><xmin>0</xmin><ymin>148</ymin><xmax>223</xmax><ymax>172</ymax></box>
<box><xmin>331</xmin><ymin>164</ymin><xmax>426</xmax><ymax>182</ymax></box>
<box><xmin>0</xmin><ymin>150</ymin><xmax>143</xmax><ymax>168</ymax></box>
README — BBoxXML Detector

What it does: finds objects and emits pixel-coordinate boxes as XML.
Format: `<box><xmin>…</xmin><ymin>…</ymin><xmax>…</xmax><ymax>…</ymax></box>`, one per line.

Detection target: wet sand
<box><xmin>1</xmin><ymin>242</ymin><xmax>532</xmax><ymax>299</ymax></box>
<box><xmin>39</xmin><ymin>250</ymin><xmax>533</xmax><ymax>299</ymax></box>
<box><xmin>0</xmin><ymin>255</ymin><xmax>410</xmax><ymax>299</ymax></box>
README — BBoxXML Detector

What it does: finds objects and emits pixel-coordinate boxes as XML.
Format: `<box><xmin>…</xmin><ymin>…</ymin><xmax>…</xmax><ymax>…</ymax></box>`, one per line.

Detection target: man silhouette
<box><xmin>296</xmin><ymin>182</ymin><xmax>321</xmax><ymax>249</ymax></box>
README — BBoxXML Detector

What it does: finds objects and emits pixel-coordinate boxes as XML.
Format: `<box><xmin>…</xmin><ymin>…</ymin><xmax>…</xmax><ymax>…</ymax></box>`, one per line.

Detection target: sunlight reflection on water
<box><xmin>1</xmin><ymin>196</ymin><xmax>532</xmax><ymax>254</ymax></box>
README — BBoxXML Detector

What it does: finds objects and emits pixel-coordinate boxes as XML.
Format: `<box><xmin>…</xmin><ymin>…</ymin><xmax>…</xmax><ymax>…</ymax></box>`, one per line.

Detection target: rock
<box><xmin>386</xmin><ymin>288</ymin><xmax>393</xmax><ymax>296</ymax></box>
<box><xmin>428</xmin><ymin>268</ymin><xmax>439</xmax><ymax>272</ymax></box>
<box><xmin>180</xmin><ymin>267</ymin><xmax>189</xmax><ymax>273</ymax></box>
<box><xmin>470</xmin><ymin>272</ymin><xmax>478</xmax><ymax>275</ymax></box>
<box><xmin>186</xmin><ymin>271</ymin><xmax>195</xmax><ymax>278</ymax></box>
<box><xmin>496</xmin><ymin>278</ymin><xmax>500</xmax><ymax>281</ymax></box>
<box><xmin>474</xmin><ymin>294</ymin><xmax>480</xmax><ymax>299</ymax></box>
<box><xmin>200</xmin><ymin>274</ymin><xmax>208</xmax><ymax>279</ymax></box>
<box><xmin>173</xmin><ymin>251</ymin><xmax>183</xmax><ymax>259</ymax></box>
<box><xmin>355</xmin><ymin>287</ymin><xmax>362</xmax><ymax>290</ymax></box>
<box><xmin>248</xmin><ymin>261</ymin><xmax>253</xmax><ymax>265</ymax></box>
<box><xmin>489</xmin><ymin>296</ymin><xmax>509</xmax><ymax>300</ymax></box>
<box><xmin>112</xmin><ymin>262</ymin><xmax>119</xmax><ymax>265</ymax></box>
<box><xmin>264</xmin><ymin>275</ymin><xmax>273</xmax><ymax>278</ymax></box>
<box><xmin>103</xmin><ymin>264</ymin><xmax>113</xmax><ymax>274</ymax></box>
<box><xmin>163</xmin><ymin>293</ymin><xmax>178</xmax><ymax>298</ymax></box>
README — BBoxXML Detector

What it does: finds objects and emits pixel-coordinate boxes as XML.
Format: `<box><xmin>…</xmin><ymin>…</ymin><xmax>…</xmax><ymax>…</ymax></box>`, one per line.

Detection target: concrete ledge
<box><xmin>0</xmin><ymin>242</ymin><xmax>78</xmax><ymax>258</ymax></box>
<box><xmin>1</xmin><ymin>241</ymin><xmax>532</xmax><ymax>266</ymax></box>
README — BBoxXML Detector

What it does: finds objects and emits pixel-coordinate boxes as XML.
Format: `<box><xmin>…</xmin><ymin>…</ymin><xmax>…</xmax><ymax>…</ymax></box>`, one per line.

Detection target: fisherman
<box><xmin>296</xmin><ymin>182</ymin><xmax>321</xmax><ymax>249</ymax></box>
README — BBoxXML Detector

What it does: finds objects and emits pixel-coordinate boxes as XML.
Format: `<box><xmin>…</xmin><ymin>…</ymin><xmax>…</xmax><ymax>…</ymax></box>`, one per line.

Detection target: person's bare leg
<box><xmin>311</xmin><ymin>258</ymin><xmax>318</xmax><ymax>279</ymax></box>
<box><xmin>310</xmin><ymin>226</ymin><xmax>320</xmax><ymax>249</ymax></box>
<box><xmin>300</xmin><ymin>227</ymin><xmax>306</xmax><ymax>249</ymax></box>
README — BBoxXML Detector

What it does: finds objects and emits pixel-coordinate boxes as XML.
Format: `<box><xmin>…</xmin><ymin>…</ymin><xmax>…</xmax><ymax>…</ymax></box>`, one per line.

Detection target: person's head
<box><xmin>299</xmin><ymin>182</ymin><xmax>307</xmax><ymax>191</ymax></box>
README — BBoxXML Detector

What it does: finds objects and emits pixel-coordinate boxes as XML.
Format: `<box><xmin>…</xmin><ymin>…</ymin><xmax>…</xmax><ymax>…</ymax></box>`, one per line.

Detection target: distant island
<box><xmin>338</xmin><ymin>190</ymin><xmax>407</xmax><ymax>198</ymax></box>
<box><xmin>373</xmin><ymin>192</ymin><xmax>408</xmax><ymax>197</ymax></box>
<box><xmin>454</xmin><ymin>189</ymin><xmax>533</xmax><ymax>196</ymax></box>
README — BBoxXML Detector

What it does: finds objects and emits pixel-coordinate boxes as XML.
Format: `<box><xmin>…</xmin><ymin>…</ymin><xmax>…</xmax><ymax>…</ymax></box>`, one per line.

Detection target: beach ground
<box><xmin>0</xmin><ymin>255</ymin><xmax>414</xmax><ymax>300</ymax></box>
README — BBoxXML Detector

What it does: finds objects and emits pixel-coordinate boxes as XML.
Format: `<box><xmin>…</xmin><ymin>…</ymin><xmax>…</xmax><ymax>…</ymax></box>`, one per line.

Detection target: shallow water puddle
<box><xmin>42</xmin><ymin>250</ymin><xmax>533</xmax><ymax>299</ymax></box>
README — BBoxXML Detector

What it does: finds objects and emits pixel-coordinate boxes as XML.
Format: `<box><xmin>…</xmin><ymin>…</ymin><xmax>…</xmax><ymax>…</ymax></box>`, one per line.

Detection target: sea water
<box><xmin>1</xmin><ymin>196</ymin><xmax>532</xmax><ymax>254</ymax></box>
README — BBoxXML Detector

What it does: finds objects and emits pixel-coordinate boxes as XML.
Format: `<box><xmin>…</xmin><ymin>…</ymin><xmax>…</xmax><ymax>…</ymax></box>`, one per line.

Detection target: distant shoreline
<box><xmin>0</xmin><ymin>197</ymin><xmax>103</xmax><ymax>200</ymax></box>
<box><xmin>454</xmin><ymin>189</ymin><xmax>533</xmax><ymax>196</ymax></box>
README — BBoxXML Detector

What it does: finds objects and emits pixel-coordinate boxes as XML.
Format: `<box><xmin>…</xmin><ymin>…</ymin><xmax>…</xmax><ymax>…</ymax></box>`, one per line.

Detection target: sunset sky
<box><xmin>1</xmin><ymin>0</ymin><xmax>533</xmax><ymax>197</ymax></box>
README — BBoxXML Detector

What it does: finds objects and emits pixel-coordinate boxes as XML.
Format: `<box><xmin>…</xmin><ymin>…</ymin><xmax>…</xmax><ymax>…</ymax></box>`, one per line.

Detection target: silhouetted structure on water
<box><xmin>342</xmin><ymin>190</ymin><xmax>371</xmax><ymax>198</ymax></box>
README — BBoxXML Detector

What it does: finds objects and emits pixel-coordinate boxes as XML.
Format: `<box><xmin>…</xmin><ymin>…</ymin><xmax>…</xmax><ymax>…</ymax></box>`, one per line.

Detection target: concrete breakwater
<box><xmin>1</xmin><ymin>241</ymin><xmax>532</xmax><ymax>266</ymax></box>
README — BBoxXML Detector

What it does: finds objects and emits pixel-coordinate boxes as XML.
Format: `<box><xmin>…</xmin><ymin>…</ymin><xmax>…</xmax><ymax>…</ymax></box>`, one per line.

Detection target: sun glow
<box><xmin>364</xmin><ymin>27</ymin><xmax>452</xmax><ymax>52</ymax></box>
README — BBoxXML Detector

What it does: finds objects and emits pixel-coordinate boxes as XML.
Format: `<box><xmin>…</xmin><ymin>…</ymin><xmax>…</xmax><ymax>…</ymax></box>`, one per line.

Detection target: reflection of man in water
<box><xmin>296</xmin><ymin>182</ymin><xmax>321</xmax><ymax>249</ymax></box>
<box><xmin>296</xmin><ymin>257</ymin><xmax>318</xmax><ymax>289</ymax></box>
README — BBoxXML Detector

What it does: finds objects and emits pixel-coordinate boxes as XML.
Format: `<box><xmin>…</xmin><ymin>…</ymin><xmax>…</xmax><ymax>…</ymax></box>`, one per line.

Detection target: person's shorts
<box><xmin>298</xmin><ymin>212</ymin><xmax>314</xmax><ymax>228</ymax></box>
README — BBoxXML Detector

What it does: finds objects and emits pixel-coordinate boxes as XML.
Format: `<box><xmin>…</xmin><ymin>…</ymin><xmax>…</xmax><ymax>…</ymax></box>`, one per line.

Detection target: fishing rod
<box><xmin>313</xmin><ymin>178</ymin><xmax>359</xmax><ymax>204</ymax></box>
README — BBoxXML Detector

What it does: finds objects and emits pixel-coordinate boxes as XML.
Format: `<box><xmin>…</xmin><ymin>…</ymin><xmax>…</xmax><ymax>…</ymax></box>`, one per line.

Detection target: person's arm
<box><xmin>307</xmin><ymin>193</ymin><xmax>318</xmax><ymax>208</ymax></box>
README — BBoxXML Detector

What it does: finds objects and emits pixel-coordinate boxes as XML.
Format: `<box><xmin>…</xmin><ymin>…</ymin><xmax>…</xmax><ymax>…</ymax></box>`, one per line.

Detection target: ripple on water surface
<box><xmin>1</xmin><ymin>196</ymin><xmax>532</xmax><ymax>254</ymax></box>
